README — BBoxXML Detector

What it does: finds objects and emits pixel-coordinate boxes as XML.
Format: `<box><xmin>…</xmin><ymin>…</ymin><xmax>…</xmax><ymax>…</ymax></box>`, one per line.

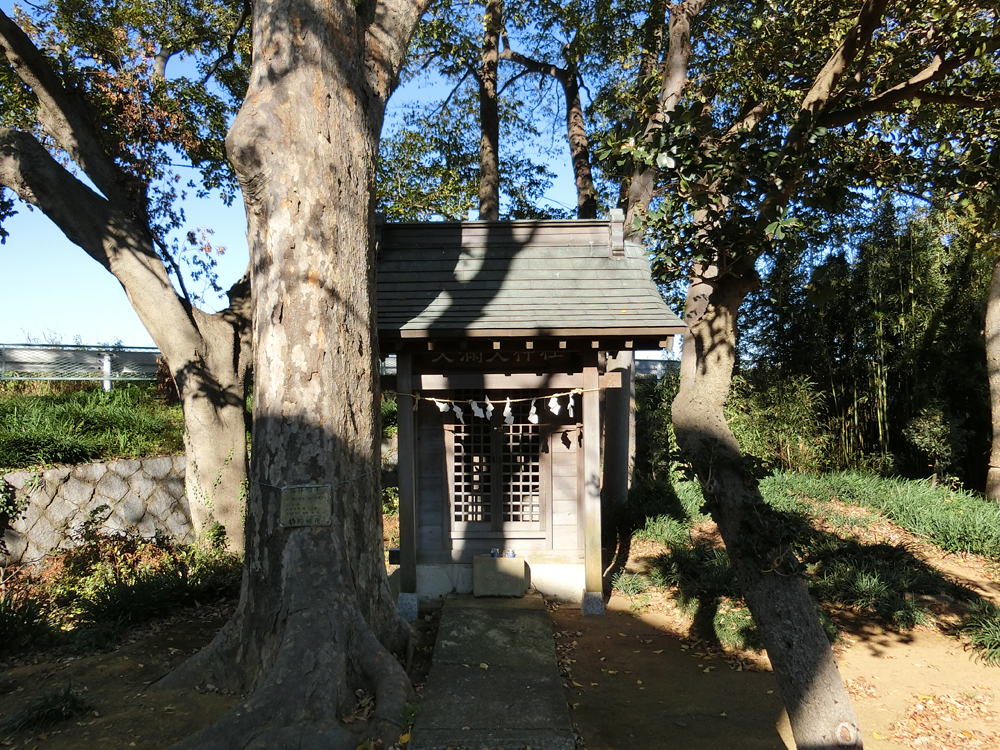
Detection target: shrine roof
<box><xmin>376</xmin><ymin>213</ymin><xmax>686</xmax><ymax>345</ymax></box>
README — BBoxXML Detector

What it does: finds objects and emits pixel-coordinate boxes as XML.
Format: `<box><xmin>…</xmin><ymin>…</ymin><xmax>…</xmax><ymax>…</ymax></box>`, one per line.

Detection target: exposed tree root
<box><xmin>158</xmin><ymin>527</ymin><xmax>414</xmax><ymax>750</ymax></box>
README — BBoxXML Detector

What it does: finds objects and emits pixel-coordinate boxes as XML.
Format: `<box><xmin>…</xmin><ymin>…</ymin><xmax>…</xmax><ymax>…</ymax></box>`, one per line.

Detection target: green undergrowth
<box><xmin>764</xmin><ymin>471</ymin><xmax>1000</xmax><ymax>559</ymax></box>
<box><xmin>625</xmin><ymin>470</ymin><xmax>999</xmax><ymax>658</ymax></box>
<box><xmin>0</xmin><ymin>519</ymin><xmax>240</xmax><ymax>656</ymax></box>
<box><xmin>0</xmin><ymin>383</ymin><xmax>183</xmax><ymax>472</ymax></box>
<box><xmin>0</xmin><ymin>683</ymin><xmax>91</xmax><ymax>733</ymax></box>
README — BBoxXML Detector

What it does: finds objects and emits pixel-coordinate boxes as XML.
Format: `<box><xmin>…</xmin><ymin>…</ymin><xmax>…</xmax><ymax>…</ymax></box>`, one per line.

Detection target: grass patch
<box><xmin>629</xmin><ymin>473</ymin><xmax>710</xmax><ymax>547</ymax></box>
<box><xmin>649</xmin><ymin>543</ymin><xmax>764</xmax><ymax>650</ymax></box>
<box><xmin>611</xmin><ymin>571</ymin><xmax>649</xmax><ymax>597</ymax></box>
<box><xmin>762</xmin><ymin>471</ymin><xmax>1000</xmax><ymax>560</ymax></box>
<box><xmin>962</xmin><ymin>600</ymin><xmax>1000</xmax><ymax>666</ymax></box>
<box><xmin>805</xmin><ymin>540</ymin><xmax>945</xmax><ymax>629</ymax></box>
<box><xmin>631</xmin><ymin>470</ymin><xmax>994</xmax><ymax>653</ymax></box>
<box><xmin>0</xmin><ymin>683</ymin><xmax>90</xmax><ymax>732</ymax></box>
<box><xmin>712</xmin><ymin>600</ymin><xmax>764</xmax><ymax>652</ymax></box>
<box><xmin>0</xmin><ymin>383</ymin><xmax>183</xmax><ymax>472</ymax></box>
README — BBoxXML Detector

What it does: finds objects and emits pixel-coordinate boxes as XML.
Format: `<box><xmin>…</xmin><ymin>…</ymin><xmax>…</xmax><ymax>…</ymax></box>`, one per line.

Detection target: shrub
<box><xmin>381</xmin><ymin>393</ymin><xmax>398</xmax><ymax>439</ymax></box>
<box><xmin>7</xmin><ymin>524</ymin><xmax>241</xmax><ymax>652</ymax></box>
<box><xmin>725</xmin><ymin>373</ymin><xmax>832</xmax><ymax>473</ymax></box>
<box><xmin>0</xmin><ymin>591</ymin><xmax>49</xmax><ymax>656</ymax></box>
<box><xmin>0</xmin><ymin>683</ymin><xmax>90</xmax><ymax>733</ymax></box>
<box><xmin>963</xmin><ymin>600</ymin><xmax>1000</xmax><ymax>666</ymax></box>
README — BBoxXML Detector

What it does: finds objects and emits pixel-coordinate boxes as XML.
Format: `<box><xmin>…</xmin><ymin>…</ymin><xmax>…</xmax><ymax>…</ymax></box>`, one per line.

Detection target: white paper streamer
<box><xmin>433</xmin><ymin>398</ymin><xmax>450</xmax><ymax>413</ymax></box>
<box><xmin>470</xmin><ymin>400</ymin><xmax>485</xmax><ymax>419</ymax></box>
<box><xmin>485</xmin><ymin>395</ymin><xmax>494</xmax><ymax>420</ymax></box>
<box><xmin>568</xmin><ymin>392</ymin><xmax>575</xmax><ymax>419</ymax></box>
<box><xmin>528</xmin><ymin>399</ymin><xmax>539</xmax><ymax>424</ymax></box>
<box><xmin>547</xmin><ymin>395</ymin><xmax>561</xmax><ymax>415</ymax></box>
<box><xmin>453</xmin><ymin>403</ymin><xmax>464</xmax><ymax>424</ymax></box>
<box><xmin>503</xmin><ymin>397</ymin><xmax>514</xmax><ymax>425</ymax></box>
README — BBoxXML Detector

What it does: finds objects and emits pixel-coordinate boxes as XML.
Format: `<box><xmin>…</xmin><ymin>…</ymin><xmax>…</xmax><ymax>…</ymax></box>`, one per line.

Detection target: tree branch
<box><xmin>434</xmin><ymin>68</ymin><xmax>474</xmax><ymax>116</ymax></box>
<box><xmin>625</xmin><ymin>0</ymin><xmax>712</xmax><ymax>228</ymax></box>
<box><xmin>799</xmin><ymin>0</ymin><xmax>890</xmax><ymax>118</ymax></box>
<box><xmin>198</xmin><ymin>0</ymin><xmax>251</xmax><ymax>86</ymax></box>
<box><xmin>366</xmin><ymin>0</ymin><xmax>434</xmax><ymax>100</ymax></box>
<box><xmin>658</xmin><ymin>0</ymin><xmax>713</xmax><ymax>118</ymax></box>
<box><xmin>0</xmin><ymin>127</ymin><xmax>114</xmax><ymax>266</ymax></box>
<box><xmin>154</xmin><ymin>46</ymin><xmax>177</xmax><ymax>80</ymax></box>
<box><xmin>0</xmin><ymin>9</ymin><xmax>128</xmax><ymax>205</ymax></box>
<box><xmin>918</xmin><ymin>92</ymin><xmax>1000</xmax><ymax>109</ymax></box>
<box><xmin>820</xmin><ymin>36</ymin><xmax>1000</xmax><ymax>129</ymax></box>
<box><xmin>152</xmin><ymin>233</ymin><xmax>193</xmax><ymax>306</ymax></box>
<box><xmin>499</xmin><ymin>48</ymin><xmax>567</xmax><ymax>83</ymax></box>
<box><xmin>721</xmin><ymin>100</ymin><xmax>773</xmax><ymax>143</ymax></box>
<box><xmin>0</xmin><ymin>126</ymin><xmax>203</xmax><ymax>357</ymax></box>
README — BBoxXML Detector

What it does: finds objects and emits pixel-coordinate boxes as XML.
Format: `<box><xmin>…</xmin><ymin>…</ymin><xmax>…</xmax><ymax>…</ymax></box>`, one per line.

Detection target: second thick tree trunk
<box><xmin>169</xmin><ymin>308</ymin><xmax>250</xmax><ymax>554</ymax></box>
<box><xmin>671</xmin><ymin>266</ymin><xmax>863</xmax><ymax>750</ymax></box>
<box><xmin>987</xmin><ymin>256</ymin><xmax>1000</xmax><ymax>501</ymax></box>
<box><xmin>478</xmin><ymin>0</ymin><xmax>502</xmax><ymax>220</ymax></box>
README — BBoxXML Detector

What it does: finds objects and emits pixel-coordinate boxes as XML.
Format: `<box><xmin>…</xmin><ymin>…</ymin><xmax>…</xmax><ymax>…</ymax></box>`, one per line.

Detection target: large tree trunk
<box><xmin>159</xmin><ymin>1</ymin><xmax>425</xmax><ymax>747</ymax></box>
<box><xmin>671</xmin><ymin>266</ymin><xmax>863</xmax><ymax>750</ymax></box>
<box><xmin>987</xmin><ymin>256</ymin><xmax>1000</xmax><ymax>501</ymax></box>
<box><xmin>478</xmin><ymin>0</ymin><xmax>502</xmax><ymax>220</ymax></box>
<box><xmin>562</xmin><ymin>62</ymin><xmax>597</xmax><ymax>219</ymax></box>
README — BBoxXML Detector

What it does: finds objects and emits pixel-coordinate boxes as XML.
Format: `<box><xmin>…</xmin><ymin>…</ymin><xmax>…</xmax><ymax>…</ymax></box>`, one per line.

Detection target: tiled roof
<box><xmin>376</xmin><ymin>216</ymin><xmax>686</xmax><ymax>342</ymax></box>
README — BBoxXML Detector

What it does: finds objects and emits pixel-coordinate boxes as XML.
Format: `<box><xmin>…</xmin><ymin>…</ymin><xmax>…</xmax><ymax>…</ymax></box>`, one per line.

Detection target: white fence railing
<box><xmin>0</xmin><ymin>344</ymin><xmax>160</xmax><ymax>390</ymax></box>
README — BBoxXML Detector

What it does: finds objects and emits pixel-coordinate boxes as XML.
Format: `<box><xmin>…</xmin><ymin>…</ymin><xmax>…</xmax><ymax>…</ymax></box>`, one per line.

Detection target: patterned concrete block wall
<box><xmin>1</xmin><ymin>456</ymin><xmax>193</xmax><ymax>565</ymax></box>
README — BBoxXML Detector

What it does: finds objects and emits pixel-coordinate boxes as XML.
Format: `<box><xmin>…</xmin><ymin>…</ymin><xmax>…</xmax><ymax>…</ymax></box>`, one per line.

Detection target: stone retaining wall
<box><xmin>1</xmin><ymin>456</ymin><xmax>193</xmax><ymax>566</ymax></box>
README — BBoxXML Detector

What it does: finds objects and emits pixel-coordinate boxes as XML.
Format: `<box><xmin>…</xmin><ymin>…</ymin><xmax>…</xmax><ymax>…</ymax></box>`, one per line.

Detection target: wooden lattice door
<box><xmin>450</xmin><ymin>391</ymin><xmax>545</xmax><ymax>535</ymax></box>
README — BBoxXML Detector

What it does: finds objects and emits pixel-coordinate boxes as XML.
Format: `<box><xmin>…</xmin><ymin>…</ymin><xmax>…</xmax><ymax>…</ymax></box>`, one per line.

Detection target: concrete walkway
<box><xmin>410</xmin><ymin>595</ymin><xmax>576</xmax><ymax>750</ymax></box>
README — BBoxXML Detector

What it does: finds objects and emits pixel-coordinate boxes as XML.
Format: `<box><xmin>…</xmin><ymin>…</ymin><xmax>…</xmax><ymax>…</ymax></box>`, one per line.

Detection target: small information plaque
<box><xmin>279</xmin><ymin>485</ymin><xmax>332</xmax><ymax>527</ymax></box>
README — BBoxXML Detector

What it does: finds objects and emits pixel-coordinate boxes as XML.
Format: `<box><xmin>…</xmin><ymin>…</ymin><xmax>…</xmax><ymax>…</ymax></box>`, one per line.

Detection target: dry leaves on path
<box><xmin>889</xmin><ymin>691</ymin><xmax>1000</xmax><ymax>749</ymax></box>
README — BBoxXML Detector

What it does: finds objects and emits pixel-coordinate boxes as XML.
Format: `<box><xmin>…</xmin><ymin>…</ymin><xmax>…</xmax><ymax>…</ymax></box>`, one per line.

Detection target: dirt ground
<box><xmin>3</xmin><ymin>521</ymin><xmax>1000</xmax><ymax>749</ymax></box>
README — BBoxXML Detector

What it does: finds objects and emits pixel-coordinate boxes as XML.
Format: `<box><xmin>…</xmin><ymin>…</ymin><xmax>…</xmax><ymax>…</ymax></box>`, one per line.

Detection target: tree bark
<box><xmin>175</xmin><ymin>297</ymin><xmax>252</xmax><ymax>548</ymax></box>
<box><xmin>671</xmin><ymin>265</ymin><xmax>863</xmax><ymax>750</ymax></box>
<box><xmin>624</xmin><ymin>0</ymin><xmax>708</xmax><ymax>230</ymax></box>
<box><xmin>986</xmin><ymin>256</ymin><xmax>1000</xmax><ymax>501</ymax></box>
<box><xmin>563</xmin><ymin>64</ymin><xmax>598</xmax><ymax>219</ymax></box>
<box><xmin>158</xmin><ymin>0</ymin><xmax>426</xmax><ymax>747</ymax></box>
<box><xmin>478</xmin><ymin>0</ymin><xmax>502</xmax><ymax>220</ymax></box>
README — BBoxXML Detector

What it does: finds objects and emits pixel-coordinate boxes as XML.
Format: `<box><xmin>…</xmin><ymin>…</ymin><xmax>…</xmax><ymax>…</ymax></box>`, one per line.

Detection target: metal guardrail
<box><xmin>0</xmin><ymin>344</ymin><xmax>161</xmax><ymax>389</ymax></box>
<box><xmin>0</xmin><ymin>346</ymin><xmax>672</xmax><ymax>387</ymax></box>
<box><xmin>635</xmin><ymin>358</ymin><xmax>680</xmax><ymax>378</ymax></box>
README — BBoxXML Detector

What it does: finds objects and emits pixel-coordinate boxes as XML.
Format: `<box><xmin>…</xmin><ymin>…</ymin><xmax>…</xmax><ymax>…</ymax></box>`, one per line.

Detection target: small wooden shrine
<box><xmin>376</xmin><ymin>211</ymin><xmax>686</xmax><ymax>614</ymax></box>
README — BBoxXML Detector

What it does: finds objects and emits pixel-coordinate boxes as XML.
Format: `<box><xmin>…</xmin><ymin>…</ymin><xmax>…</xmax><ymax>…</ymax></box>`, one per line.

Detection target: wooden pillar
<box><xmin>396</xmin><ymin>352</ymin><xmax>418</xmax><ymax>618</ymax></box>
<box><xmin>582</xmin><ymin>361</ymin><xmax>604</xmax><ymax>614</ymax></box>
